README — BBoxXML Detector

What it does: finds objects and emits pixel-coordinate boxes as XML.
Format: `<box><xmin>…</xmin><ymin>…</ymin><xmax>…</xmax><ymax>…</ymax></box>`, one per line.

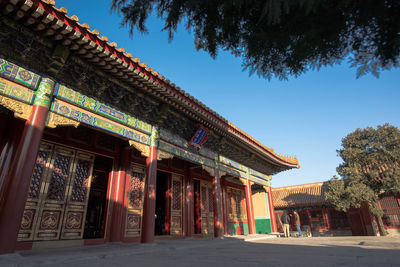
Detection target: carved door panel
<box><xmin>200</xmin><ymin>181</ymin><xmax>214</xmax><ymax>235</ymax></box>
<box><xmin>18</xmin><ymin>143</ymin><xmax>96</xmax><ymax>241</ymax></box>
<box><xmin>18</xmin><ymin>142</ymin><xmax>54</xmax><ymax>241</ymax></box>
<box><xmin>170</xmin><ymin>174</ymin><xmax>183</xmax><ymax>235</ymax></box>
<box><xmin>60</xmin><ymin>151</ymin><xmax>95</xmax><ymax>239</ymax></box>
<box><xmin>124</xmin><ymin>164</ymin><xmax>146</xmax><ymax>238</ymax></box>
<box><xmin>33</xmin><ymin>146</ymin><xmax>77</xmax><ymax>240</ymax></box>
<box><xmin>207</xmin><ymin>183</ymin><xmax>215</xmax><ymax>235</ymax></box>
<box><xmin>226</xmin><ymin>187</ymin><xmax>247</xmax><ymax>223</ymax></box>
<box><xmin>240</xmin><ymin>190</ymin><xmax>247</xmax><ymax>222</ymax></box>
<box><xmin>226</xmin><ymin>188</ymin><xmax>235</xmax><ymax>224</ymax></box>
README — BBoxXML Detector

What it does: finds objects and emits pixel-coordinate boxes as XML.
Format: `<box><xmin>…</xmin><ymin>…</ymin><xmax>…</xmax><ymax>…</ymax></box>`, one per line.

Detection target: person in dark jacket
<box><xmin>281</xmin><ymin>211</ymin><xmax>291</xmax><ymax>238</ymax></box>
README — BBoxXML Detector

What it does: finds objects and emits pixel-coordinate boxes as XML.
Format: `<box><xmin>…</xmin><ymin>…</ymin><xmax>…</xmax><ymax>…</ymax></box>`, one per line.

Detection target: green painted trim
<box><xmin>33</xmin><ymin>78</ymin><xmax>55</xmax><ymax>108</ymax></box>
<box><xmin>249</xmin><ymin>168</ymin><xmax>269</xmax><ymax>180</ymax></box>
<box><xmin>55</xmin><ymin>84</ymin><xmax>152</xmax><ymax>134</ymax></box>
<box><xmin>265</xmin><ymin>192</ymin><xmax>271</xmax><ymax>219</ymax></box>
<box><xmin>0</xmin><ymin>77</ymin><xmax>35</xmax><ymax>104</ymax></box>
<box><xmin>150</xmin><ymin>126</ymin><xmax>159</xmax><ymax>147</ymax></box>
<box><xmin>228</xmin><ymin>223</ymin><xmax>249</xmax><ymax>235</ymax></box>
<box><xmin>243</xmin><ymin>223</ymin><xmax>249</xmax><ymax>235</ymax></box>
<box><xmin>50</xmin><ymin>99</ymin><xmax>150</xmax><ymax>145</ymax></box>
<box><xmin>219</xmin><ymin>154</ymin><xmax>248</xmax><ymax>172</ymax></box>
<box><xmin>255</xmin><ymin>218</ymin><xmax>272</xmax><ymax>234</ymax></box>
<box><xmin>0</xmin><ymin>58</ymin><xmax>40</xmax><ymax>89</ymax></box>
<box><xmin>158</xmin><ymin>140</ymin><xmax>215</xmax><ymax>168</ymax></box>
<box><xmin>159</xmin><ymin>128</ymin><xmax>218</xmax><ymax>160</ymax></box>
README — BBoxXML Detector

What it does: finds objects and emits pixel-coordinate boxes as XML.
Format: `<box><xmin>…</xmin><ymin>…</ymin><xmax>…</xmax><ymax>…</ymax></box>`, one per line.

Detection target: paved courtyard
<box><xmin>1</xmin><ymin>235</ymin><xmax>399</xmax><ymax>266</ymax></box>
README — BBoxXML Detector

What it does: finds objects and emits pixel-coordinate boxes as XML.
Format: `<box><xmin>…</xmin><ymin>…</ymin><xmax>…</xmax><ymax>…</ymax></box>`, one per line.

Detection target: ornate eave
<box><xmin>0</xmin><ymin>0</ymin><xmax>299</xmax><ymax>175</ymax></box>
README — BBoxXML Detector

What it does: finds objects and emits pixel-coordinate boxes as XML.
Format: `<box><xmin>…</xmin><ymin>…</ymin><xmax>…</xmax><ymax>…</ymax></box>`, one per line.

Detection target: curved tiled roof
<box><xmin>2</xmin><ymin>0</ymin><xmax>299</xmax><ymax>168</ymax></box>
<box><xmin>362</xmin><ymin>160</ymin><xmax>398</xmax><ymax>182</ymax></box>
<box><xmin>272</xmin><ymin>182</ymin><xmax>329</xmax><ymax>209</ymax></box>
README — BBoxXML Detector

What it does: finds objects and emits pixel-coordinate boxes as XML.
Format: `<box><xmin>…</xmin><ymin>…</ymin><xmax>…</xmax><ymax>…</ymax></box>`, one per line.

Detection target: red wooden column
<box><xmin>109</xmin><ymin>146</ymin><xmax>130</xmax><ymax>242</ymax></box>
<box><xmin>267</xmin><ymin>187</ymin><xmax>278</xmax><ymax>232</ymax></box>
<box><xmin>213</xmin><ymin>168</ymin><xmax>224</xmax><ymax>237</ymax></box>
<box><xmin>141</xmin><ymin>127</ymin><xmax>158</xmax><ymax>243</ymax></box>
<box><xmin>0</xmin><ymin>118</ymin><xmax>24</xmax><ymax>212</ymax></box>
<box><xmin>194</xmin><ymin>180</ymin><xmax>202</xmax><ymax>234</ymax></box>
<box><xmin>164</xmin><ymin>174</ymin><xmax>171</xmax><ymax>235</ymax></box>
<box><xmin>244</xmin><ymin>178</ymin><xmax>256</xmax><ymax>234</ymax></box>
<box><xmin>184</xmin><ymin>162</ymin><xmax>193</xmax><ymax>237</ymax></box>
<box><xmin>221</xmin><ymin>181</ymin><xmax>229</xmax><ymax>235</ymax></box>
<box><xmin>323</xmin><ymin>209</ymin><xmax>330</xmax><ymax>230</ymax></box>
<box><xmin>0</xmin><ymin>78</ymin><xmax>55</xmax><ymax>254</ymax></box>
<box><xmin>307</xmin><ymin>210</ymin><xmax>313</xmax><ymax>231</ymax></box>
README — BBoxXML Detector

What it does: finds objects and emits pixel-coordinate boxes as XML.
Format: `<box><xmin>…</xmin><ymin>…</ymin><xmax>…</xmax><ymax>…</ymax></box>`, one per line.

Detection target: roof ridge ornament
<box><xmin>68</xmin><ymin>15</ymin><xmax>79</xmax><ymax>22</ymax></box>
<box><xmin>41</xmin><ymin>0</ymin><xmax>55</xmax><ymax>5</ymax></box>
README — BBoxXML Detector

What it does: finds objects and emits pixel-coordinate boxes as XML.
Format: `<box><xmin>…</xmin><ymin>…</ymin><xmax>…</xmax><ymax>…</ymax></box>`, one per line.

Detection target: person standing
<box><xmin>281</xmin><ymin>211</ymin><xmax>291</xmax><ymax>238</ymax></box>
<box><xmin>293</xmin><ymin>211</ymin><xmax>302</xmax><ymax>237</ymax></box>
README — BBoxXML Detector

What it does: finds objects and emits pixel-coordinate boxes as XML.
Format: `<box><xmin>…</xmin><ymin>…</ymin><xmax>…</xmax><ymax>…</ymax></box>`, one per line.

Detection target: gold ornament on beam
<box><xmin>46</xmin><ymin>112</ymin><xmax>80</xmax><ymax>128</ymax></box>
<box><xmin>157</xmin><ymin>150</ymin><xmax>174</xmax><ymax>161</ymax></box>
<box><xmin>239</xmin><ymin>177</ymin><xmax>248</xmax><ymax>185</ymax></box>
<box><xmin>202</xmin><ymin>165</ymin><xmax>215</xmax><ymax>177</ymax></box>
<box><xmin>129</xmin><ymin>140</ymin><xmax>150</xmax><ymax>158</ymax></box>
<box><xmin>0</xmin><ymin>95</ymin><xmax>32</xmax><ymax>120</ymax></box>
<box><xmin>219</xmin><ymin>170</ymin><xmax>227</xmax><ymax>177</ymax></box>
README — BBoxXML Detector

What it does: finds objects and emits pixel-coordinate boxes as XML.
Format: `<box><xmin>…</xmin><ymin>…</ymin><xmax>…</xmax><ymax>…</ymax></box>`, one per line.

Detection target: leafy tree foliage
<box><xmin>326</xmin><ymin>124</ymin><xmax>400</xmax><ymax>235</ymax></box>
<box><xmin>111</xmin><ymin>0</ymin><xmax>400</xmax><ymax>80</ymax></box>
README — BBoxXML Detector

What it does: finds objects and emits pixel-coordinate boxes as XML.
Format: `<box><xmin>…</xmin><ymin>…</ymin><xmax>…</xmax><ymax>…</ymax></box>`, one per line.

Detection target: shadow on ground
<box><xmin>1</xmin><ymin>236</ymin><xmax>399</xmax><ymax>267</ymax></box>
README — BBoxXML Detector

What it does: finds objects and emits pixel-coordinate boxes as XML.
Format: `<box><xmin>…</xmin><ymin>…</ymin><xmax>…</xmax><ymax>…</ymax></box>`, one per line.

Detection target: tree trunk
<box><xmin>376</xmin><ymin>215</ymin><xmax>388</xmax><ymax>236</ymax></box>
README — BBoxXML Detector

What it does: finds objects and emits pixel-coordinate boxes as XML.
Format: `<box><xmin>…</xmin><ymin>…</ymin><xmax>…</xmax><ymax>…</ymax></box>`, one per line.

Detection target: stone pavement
<box><xmin>0</xmin><ymin>235</ymin><xmax>399</xmax><ymax>267</ymax></box>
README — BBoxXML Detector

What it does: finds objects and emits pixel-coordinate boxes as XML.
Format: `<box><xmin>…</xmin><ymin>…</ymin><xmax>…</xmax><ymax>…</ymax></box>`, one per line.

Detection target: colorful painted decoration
<box><xmin>248</xmin><ymin>175</ymin><xmax>270</xmax><ymax>186</ymax></box>
<box><xmin>159</xmin><ymin>128</ymin><xmax>218</xmax><ymax>160</ymax></box>
<box><xmin>0</xmin><ymin>77</ymin><xmax>35</xmax><ymax>104</ymax></box>
<box><xmin>158</xmin><ymin>141</ymin><xmax>215</xmax><ymax>168</ymax></box>
<box><xmin>51</xmin><ymin>99</ymin><xmax>150</xmax><ymax>145</ymax></box>
<box><xmin>160</xmin><ymin>128</ymin><xmax>188</xmax><ymax>149</ymax></box>
<box><xmin>33</xmin><ymin>78</ymin><xmax>55</xmax><ymax>108</ymax></box>
<box><xmin>219</xmin><ymin>155</ymin><xmax>248</xmax><ymax>173</ymax></box>
<box><xmin>218</xmin><ymin>164</ymin><xmax>241</xmax><ymax>177</ymax></box>
<box><xmin>149</xmin><ymin>126</ymin><xmax>158</xmax><ymax>147</ymax></box>
<box><xmin>249</xmin><ymin>168</ymin><xmax>270</xmax><ymax>181</ymax></box>
<box><xmin>0</xmin><ymin>58</ymin><xmax>274</xmax><ymax>186</ymax></box>
<box><xmin>0</xmin><ymin>58</ymin><xmax>40</xmax><ymax>89</ymax></box>
<box><xmin>55</xmin><ymin>84</ymin><xmax>152</xmax><ymax>134</ymax></box>
<box><xmin>188</xmin><ymin>125</ymin><xmax>210</xmax><ymax>151</ymax></box>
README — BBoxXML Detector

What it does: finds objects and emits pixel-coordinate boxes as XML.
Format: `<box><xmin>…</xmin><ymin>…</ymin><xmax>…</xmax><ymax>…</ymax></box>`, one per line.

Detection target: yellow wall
<box><xmin>252</xmin><ymin>191</ymin><xmax>269</xmax><ymax>218</ymax></box>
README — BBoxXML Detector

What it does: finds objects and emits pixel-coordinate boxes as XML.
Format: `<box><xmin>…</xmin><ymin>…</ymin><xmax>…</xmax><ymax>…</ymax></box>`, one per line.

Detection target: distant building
<box><xmin>271</xmin><ymin>182</ymin><xmax>400</xmax><ymax>236</ymax></box>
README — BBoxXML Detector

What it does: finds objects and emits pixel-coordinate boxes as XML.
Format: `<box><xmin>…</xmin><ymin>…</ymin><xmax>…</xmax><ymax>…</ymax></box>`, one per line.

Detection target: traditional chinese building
<box><xmin>0</xmin><ymin>0</ymin><xmax>299</xmax><ymax>254</ymax></box>
<box><xmin>272</xmin><ymin>182</ymin><xmax>400</xmax><ymax>236</ymax></box>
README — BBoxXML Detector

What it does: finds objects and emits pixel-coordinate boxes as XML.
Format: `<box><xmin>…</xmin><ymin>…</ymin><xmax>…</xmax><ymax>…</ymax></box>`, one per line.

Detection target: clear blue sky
<box><xmin>56</xmin><ymin>0</ymin><xmax>400</xmax><ymax>187</ymax></box>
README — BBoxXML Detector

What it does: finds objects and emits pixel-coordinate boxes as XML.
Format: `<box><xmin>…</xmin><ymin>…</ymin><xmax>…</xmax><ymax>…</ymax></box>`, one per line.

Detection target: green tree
<box><xmin>326</xmin><ymin>124</ymin><xmax>400</xmax><ymax>236</ymax></box>
<box><xmin>111</xmin><ymin>0</ymin><xmax>400</xmax><ymax>80</ymax></box>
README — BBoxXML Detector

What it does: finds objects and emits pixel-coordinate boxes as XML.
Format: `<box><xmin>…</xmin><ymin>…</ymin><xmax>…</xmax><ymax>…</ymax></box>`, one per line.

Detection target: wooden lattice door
<box><xmin>226</xmin><ymin>187</ymin><xmax>247</xmax><ymax>225</ymax></box>
<box><xmin>60</xmin><ymin>151</ymin><xmax>95</xmax><ymax>239</ymax></box>
<box><xmin>170</xmin><ymin>174</ymin><xmax>183</xmax><ymax>235</ymax></box>
<box><xmin>124</xmin><ymin>163</ymin><xmax>146</xmax><ymax>238</ymax></box>
<box><xmin>18</xmin><ymin>142</ymin><xmax>95</xmax><ymax>241</ymax></box>
<box><xmin>18</xmin><ymin>142</ymin><xmax>54</xmax><ymax>241</ymax></box>
<box><xmin>200</xmin><ymin>180</ymin><xmax>214</xmax><ymax>235</ymax></box>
